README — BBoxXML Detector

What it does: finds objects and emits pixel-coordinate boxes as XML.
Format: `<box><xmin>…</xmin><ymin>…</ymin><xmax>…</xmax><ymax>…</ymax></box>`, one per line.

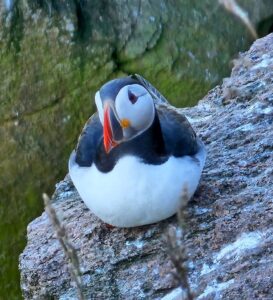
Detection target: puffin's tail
<box><xmin>68</xmin><ymin>150</ymin><xmax>77</xmax><ymax>172</ymax></box>
<box><xmin>194</xmin><ymin>138</ymin><xmax>207</xmax><ymax>171</ymax></box>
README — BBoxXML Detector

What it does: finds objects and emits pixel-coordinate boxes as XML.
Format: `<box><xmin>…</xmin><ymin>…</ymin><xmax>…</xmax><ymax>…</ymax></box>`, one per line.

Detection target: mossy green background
<box><xmin>1</xmin><ymin>0</ymin><xmax>273</xmax><ymax>298</ymax></box>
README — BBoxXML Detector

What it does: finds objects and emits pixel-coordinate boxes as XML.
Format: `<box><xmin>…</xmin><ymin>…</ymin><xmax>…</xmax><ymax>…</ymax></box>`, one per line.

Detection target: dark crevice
<box><xmin>108</xmin><ymin>0</ymin><xmax>142</xmax><ymax>74</ymax></box>
<box><xmin>4</xmin><ymin>0</ymin><xmax>24</xmax><ymax>52</ymax></box>
<box><xmin>30</xmin><ymin>0</ymin><xmax>75</xmax><ymax>15</ymax></box>
<box><xmin>74</xmin><ymin>0</ymin><xmax>88</xmax><ymax>42</ymax></box>
<box><xmin>114</xmin><ymin>20</ymin><xmax>165</xmax><ymax>71</ymax></box>
<box><xmin>153</xmin><ymin>286</ymin><xmax>180</xmax><ymax>297</ymax></box>
<box><xmin>112</xmin><ymin>250</ymin><xmax>157</xmax><ymax>269</ymax></box>
<box><xmin>0</xmin><ymin>96</ymin><xmax>62</xmax><ymax>126</ymax></box>
<box><xmin>257</xmin><ymin>14</ymin><xmax>273</xmax><ymax>37</ymax></box>
<box><xmin>111</xmin><ymin>48</ymin><xmax>124</xmax><ymax>73</ymax></box>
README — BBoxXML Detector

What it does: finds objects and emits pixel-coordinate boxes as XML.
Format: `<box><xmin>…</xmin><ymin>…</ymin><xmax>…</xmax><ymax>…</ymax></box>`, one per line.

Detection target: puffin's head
<box><xmin>95</xmin><ymin>76</ymin><xmax>155</xmax><ymax>153</ymax></box>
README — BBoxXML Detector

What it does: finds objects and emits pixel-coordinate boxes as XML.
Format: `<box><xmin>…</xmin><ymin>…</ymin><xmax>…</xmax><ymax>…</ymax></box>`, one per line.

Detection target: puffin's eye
<box><xmin>115</xmin><ymin>84</ymin><xmax>155</xmax><ymax>138</ymax></box>
<box><xmin>128</xmin><ymin>90</ymin><xmax>138</xmax><ymax>104</ymax></box>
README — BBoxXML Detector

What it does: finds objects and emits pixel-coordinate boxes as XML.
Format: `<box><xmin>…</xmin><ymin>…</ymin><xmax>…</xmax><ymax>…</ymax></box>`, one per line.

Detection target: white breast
<box><xmin>69</xmin><ymin>145</ymin><xmax>206</xmax><ymax>227</ymax></box>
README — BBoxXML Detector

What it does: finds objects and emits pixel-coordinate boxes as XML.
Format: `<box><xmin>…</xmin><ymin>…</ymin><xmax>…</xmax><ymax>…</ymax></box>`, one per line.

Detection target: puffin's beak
<box><xmin>103</xmin><ymin>102</ymin><xmax>123</xmax><ymax>153</ymax></box>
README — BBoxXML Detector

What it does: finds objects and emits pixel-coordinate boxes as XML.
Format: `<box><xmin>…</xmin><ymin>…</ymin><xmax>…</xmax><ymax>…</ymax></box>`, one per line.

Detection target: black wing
<box><xmin>133</xmin><ymin>74</ymin><xmax>198</xmax><ymax>157</ymax></box>
<box><xmin>157</xmin><ymin>105</ymin><xmax>198</xmax><ymax>157</ymax></box>
<box><xmin>132</xmin><ymin>74</ymin><xmax>170</xmax><ymax>105</ymax></box>
<box><xmin>74</xmin><ymin>113</ymin><xmax>102</xmax><ymax>167</ymax></box>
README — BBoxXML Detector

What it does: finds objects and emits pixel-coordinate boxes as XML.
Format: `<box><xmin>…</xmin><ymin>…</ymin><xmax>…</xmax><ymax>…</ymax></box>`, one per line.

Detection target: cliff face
<box><xmin>19</xmin><ymin>34</ymin><xmax>273</xmax><ymax>299</ymax></box>
<box><xmin>2</xmin><ymin>2</ymin><xmax>273</xmax><ymax>297</ymax></box>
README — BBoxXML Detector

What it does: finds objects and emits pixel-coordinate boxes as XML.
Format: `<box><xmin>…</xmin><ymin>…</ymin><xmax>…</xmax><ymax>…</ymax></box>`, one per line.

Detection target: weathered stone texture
<box><xmin>20</xmin><ymin>34</ymin><xmax>273</xmax><ymax>299</ymax></box>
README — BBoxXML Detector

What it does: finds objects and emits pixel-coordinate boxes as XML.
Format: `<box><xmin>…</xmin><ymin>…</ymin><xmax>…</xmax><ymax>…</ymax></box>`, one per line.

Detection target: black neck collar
<box><xmin>95</xmin><ymin>112</ymin><xmax>168</xmax><ymax>173</ymax></box>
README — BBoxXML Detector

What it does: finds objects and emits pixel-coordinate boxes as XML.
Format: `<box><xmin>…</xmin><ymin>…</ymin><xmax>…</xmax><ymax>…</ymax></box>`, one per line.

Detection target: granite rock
<box><xmin>19</xmin><ymin>34</ymin><xmax>273</xmax><ymax>299</ymax></box>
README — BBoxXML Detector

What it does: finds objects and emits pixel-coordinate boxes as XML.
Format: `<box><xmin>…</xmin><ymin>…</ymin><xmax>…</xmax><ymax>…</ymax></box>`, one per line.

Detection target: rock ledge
<box><xmin>20</xmin><ymin>34</ymin><xmax>273</xmax><ymax>299</ymax></box>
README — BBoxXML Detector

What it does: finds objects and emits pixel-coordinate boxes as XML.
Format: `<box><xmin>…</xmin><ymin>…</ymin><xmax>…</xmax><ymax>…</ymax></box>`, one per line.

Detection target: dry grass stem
<box><xmin>43</xmin><ymin>193</ymin><xmax>85</xmax><ymax>300</ymax></box>
<box><xmin>219</xmin><ymin>0</ymin><xmax>258</xmax><ymax>39</ymax></box>
<box><xmin>177</xmin><ymin>185</ymin><xmax>190</xmax><ymax>230</ymax></box>
<box><xmin>166</xmin><ymin>185</ymin><xmax>195</xmax><ymax>300</ymax></box>
<box><xmin>166</xmin><ymin>227</ymin><xmax>194</xmax><ymax>300</ymax></box>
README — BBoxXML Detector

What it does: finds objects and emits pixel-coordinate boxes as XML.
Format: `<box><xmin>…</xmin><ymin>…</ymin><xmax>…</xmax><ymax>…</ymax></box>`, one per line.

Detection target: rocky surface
<box><xmin>19</xmin><ymin>34</ymin><xmax>273</xmax><ymax>299</ymax></box>
<box><xmin>2</xmin><ymin>2</ymin><xmax>273</xmax><ymax>297</ymax></box>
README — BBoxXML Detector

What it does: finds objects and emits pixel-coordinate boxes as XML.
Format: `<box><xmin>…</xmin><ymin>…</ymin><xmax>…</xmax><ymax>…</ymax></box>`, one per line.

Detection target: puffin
<box><xmin>69</xmin><ymin>74</ymin><xmax>206</xmax><ymax>227</ymax></box>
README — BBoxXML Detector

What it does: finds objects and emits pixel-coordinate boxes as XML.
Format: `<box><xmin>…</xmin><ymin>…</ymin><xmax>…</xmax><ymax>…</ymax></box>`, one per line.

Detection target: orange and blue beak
<box><xmin>103</xmin><ymin>102</ymin><xmax>125</xmax><ymax>153</ymax></box>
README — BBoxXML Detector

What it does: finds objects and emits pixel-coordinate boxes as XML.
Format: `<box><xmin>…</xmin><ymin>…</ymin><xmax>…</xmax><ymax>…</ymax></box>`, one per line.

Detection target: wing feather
<box><xmin>132</xmin><ymin>74</ymin><xmax>198</xmax><ymax>156</ymax></box>
<box><xmin>132</xmin><ymin>74</ymin><xmax>170</xmax><ymax>105</ymax></box>
<box><xmin>74</xmin><ymin>113</ymin><xmax>102</xmax><ymax>167</ymax></box>
<box><xmin>156</xmin><ymin>105</ymin><xmax>198</xmax><ymax>157</ymax></box>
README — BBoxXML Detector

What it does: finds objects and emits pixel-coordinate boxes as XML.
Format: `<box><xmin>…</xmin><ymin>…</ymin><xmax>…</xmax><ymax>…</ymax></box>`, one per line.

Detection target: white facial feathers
<box><xmin>115</xmin><ymin>84</ymin><xmax>155</xmax><ymax>132</ymax></box>
<box><xmin>95</xmin><ymin>91</ymin><xmax>104</xmax><ymax>124</ymax></box>
<box><xmin>94</xmin><ymin>84</ymin><xmax>155</xmax><ymax>142</ymax></box>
